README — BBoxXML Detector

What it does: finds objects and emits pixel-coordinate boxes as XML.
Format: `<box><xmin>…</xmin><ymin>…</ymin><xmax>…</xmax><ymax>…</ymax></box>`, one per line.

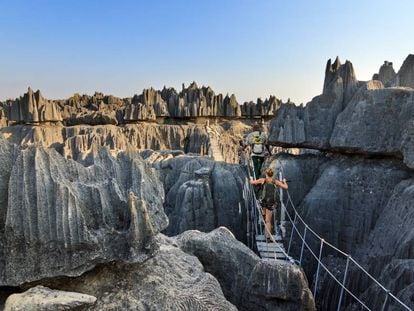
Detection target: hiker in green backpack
<box><xmin>245</xmin><ymin>123</ymin><xmax>272</xmax><ymax>179</ymax></box>
<box><xmin>250</xmin><ymin>168</ymin><xmax>288</xmax><ymax>242</ymax></box>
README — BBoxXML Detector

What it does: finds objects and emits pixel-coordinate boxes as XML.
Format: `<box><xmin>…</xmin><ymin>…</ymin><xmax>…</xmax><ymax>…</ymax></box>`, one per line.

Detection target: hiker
<box><xmin>250</xmin><ymin>168</ymin><xmax>288</xmax><ymax>242</ymax></box>
<box><xmin>245</xmin><ymin>123</ymin><xmax>271</xmax><ymax>179</ymax></box>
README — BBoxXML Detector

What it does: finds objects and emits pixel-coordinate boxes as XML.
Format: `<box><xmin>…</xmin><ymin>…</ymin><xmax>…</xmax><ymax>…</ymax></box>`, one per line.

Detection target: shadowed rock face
<box><xmin>269</xmin><ymin>153</ymin><xmax>414</xmax><ymax>309</ymax></box>
<box><xmin>174</xmin><ymin>227</ymin><xmax>315</xmax><ymax>311</ymax></box>
<box><xmin>141</xmin><ymin>150</ymin><xmax>253</xmax><ymax>242</ymax></box>
<box><xmin>0</xmin><ymin>137</ymin><xmax>168</xmax><ymax>286</ymax></box>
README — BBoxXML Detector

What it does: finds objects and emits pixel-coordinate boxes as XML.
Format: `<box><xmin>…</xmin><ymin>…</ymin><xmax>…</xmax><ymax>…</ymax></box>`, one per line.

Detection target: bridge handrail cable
<box><xmin>276</xmin><ymin>160</ymin><xmax>412</xmax><ymax>311</ymax></box>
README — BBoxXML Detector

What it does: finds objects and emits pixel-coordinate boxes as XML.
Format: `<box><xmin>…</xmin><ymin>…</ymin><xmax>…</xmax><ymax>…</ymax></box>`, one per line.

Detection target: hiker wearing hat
<box><xmin>245</xmin><ymin>123</ymin><xmax>271</xmax><ymax>179</ymax></box>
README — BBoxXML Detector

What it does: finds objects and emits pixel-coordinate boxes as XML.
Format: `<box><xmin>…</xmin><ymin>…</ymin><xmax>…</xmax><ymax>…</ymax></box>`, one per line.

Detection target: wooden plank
<box><xmin>256</xmin><ymin>234</ymin><xmax>283</xmax><ymax>241</ymax></box>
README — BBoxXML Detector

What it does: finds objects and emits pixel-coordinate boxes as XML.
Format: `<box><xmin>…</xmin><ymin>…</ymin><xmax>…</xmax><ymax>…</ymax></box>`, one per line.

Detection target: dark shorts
<box><xmin>261</xmin><ymin>203</ymin><xmax>281</xmax><ymax>211</ymax></box>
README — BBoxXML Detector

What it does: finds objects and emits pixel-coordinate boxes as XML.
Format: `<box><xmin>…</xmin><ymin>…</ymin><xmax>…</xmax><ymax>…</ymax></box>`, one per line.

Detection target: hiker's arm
<box><xmin>250</xmin><ymin>177</ymin><xmax>264</xmax><ymax>185</ymax></box>
<box><xmin>275</xmin><ymin>178</ymin><xmax>288</xmax><ymax>190</ymax></box>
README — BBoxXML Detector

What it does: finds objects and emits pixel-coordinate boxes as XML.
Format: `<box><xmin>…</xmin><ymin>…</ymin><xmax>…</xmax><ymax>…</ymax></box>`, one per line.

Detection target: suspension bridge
<box><xmin>243</xmin><ymin>155</ymin><xmax>412</xmax><ymax>311</ymax></box>
<box><xmin>205</xmin><ymin>130</ymin><xmax>412</xmax><ymax>310</ymax></box>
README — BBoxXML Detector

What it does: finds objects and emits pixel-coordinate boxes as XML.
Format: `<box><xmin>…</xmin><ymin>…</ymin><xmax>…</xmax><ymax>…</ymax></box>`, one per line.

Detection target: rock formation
<box><xmin>1</xmin><ymin>84</ymin><xmax>283</xmax><ymax>127</ymax></box>
<box><xmin>0</xmin><ymin>138</ymin><xmax>168</xmax><ymax>286</ymax></box>
<box><xmin>23</xmin><ymin>236</ymin><xmax>238</xmax><ymax>310</ymax></box>
<box><xmin>269</xmin><ymin>57</ymin><xmax>358</xmax><ymax>149</ymax></box>
<box><xmin>141</xmin><ymin>150</ymin><xmax>253</xmax><ymax>242</ymax></box>
<box><xmin>330</xmin><ymin>86</ymin><xmax>414</xmax><ymax>168</ymax></box>
<box><xmin>4</xmin><ymin>286</ymin><xmax>97</xmax><ymax>311</ymax></box>
<box><xmin>395</xmin><ymin>54</ymin><xmax>414</xmax><ymax>89</ymax></box>
<box><xmin>372</xmin><ymin>61</ymin><xmax>396</xmax><ymax>87</ymax></box>
<box><xmin>5</xmin><ymin>88</ymin><xmax>62</xmax><ymax>124</ymax></box>
<box><xmin>175</xmin><ymin>227</ymin><xmax>315</xmax><ymax>311</ymax></box>
<box><xmin>266</xmin><ymin>54</ymin><xmax>414</xmax><ymax>309</ymax></box>
<box><xmin>269</xmin><ymin>54</ymin><xmax>414</xmax><ymax>168</ymax></box>
<box><xmin>266</xmin><ymin>152</ymin><xmax>414</xmax><ymax>309</ymax></box>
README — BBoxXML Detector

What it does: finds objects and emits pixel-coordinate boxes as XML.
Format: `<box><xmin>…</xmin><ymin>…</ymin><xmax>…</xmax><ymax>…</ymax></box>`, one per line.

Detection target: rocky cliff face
<box><xmin>270</xmin><ymin>57</ymin><xmax>358</xmax><ymax>149</ymax></box>
<box><xmin>141</xmin><ymin>151</ymin><xmax>253</xmax><ymax>242</ymax></box>
<box><xmin>270</xmin><ymin>54</ymin><xmax>414</xmax><ymax>167</ymax></box>
<box><xmin>267</xmin><ymin>152</ymin><xmax>414</xmax><ymax>309</ymax></box>
<box><xmin>266</xmin><ymin>54</ymin><xmax>414</xmax><ymax>309</ymax></box>
<box><xmin>0</xmin><ymin>123</ymin><xmax>210</xmax><ymax>163</ymax></box>
<box><xmin>0</xmin><ymin>137</ymin><xmax>168</xmax><ymax>286</ymax></box>
<box><xmin>0</xmin><ymin>122</ymin><xmax>314</xmax><ymax>309</ymax></box>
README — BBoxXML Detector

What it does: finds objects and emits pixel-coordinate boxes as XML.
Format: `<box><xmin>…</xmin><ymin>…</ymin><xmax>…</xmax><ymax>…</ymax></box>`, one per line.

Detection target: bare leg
<box><xmin>265</xmin><ymin>208</ymin><xmax>273</xmax><ymax>240</ymax></box>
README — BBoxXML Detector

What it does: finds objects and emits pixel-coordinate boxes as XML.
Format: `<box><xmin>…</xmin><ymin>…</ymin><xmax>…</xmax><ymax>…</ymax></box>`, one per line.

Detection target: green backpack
<box><xmin>260</xmin><ymin>180</ymin><xmax>280</xmax><ymax>208</ymax></box>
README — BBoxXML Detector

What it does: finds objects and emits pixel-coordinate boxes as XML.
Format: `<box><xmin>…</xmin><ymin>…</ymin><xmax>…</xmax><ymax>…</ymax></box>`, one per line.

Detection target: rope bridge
<box><xmin>244</xmin><ymin>158</ymin><xmax>412</xmax><ymax>311</ymax></box>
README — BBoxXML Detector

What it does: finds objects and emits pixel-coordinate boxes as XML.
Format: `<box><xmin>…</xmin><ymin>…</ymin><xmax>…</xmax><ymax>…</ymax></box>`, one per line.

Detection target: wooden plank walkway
<box><xmin>255</xmin><ymin>234</ymin><xmax>289</xmax><ymax>260</ymax></box>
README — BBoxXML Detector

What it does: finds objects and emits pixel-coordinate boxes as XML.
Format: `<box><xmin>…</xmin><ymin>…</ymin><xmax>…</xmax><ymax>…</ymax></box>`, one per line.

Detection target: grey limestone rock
<box><xmin>330</xmin><ymin>87</ymin><xmax>414</xmax><ymax>168</ymax></box>
<box><xmin>0</xmin><ymin>143</ymin><xmax>168</xmax><ymax>286</ymax></box>
<box><xmin>143</xmin><ymin>151</ymin><xmax>253</xmax><ymax>242</ymax></box>
<box><xmin>4</xmin><ymin>285</ymin><xmax>97</xmax><ymax>311</ymax></box>
<box><xmin>175</xmin><ymin>227</ymin><xmax>316</xmax><ymax>311</ymax></box>
<box><xmin>34</xmin><ymin>236</ymin><xmax>237</xmax><ymax>311</ymax></box>
<box><xmin>273</xmin><ymin>153</ymin><xmax>413</xmax><ymax>309</ymax></box>
<box><xmin>0</xmin><ymin>123</ymin><xmax>210</xmax><ymax>163</ymax></box>
<box><xmin>395</xmin><ymin>54</ymin><xmax>414</xmax><ymax>89</ymax></box>
<box><xmin>298</xmin><ymin>157</ymin><xmax>408</xmax><ymax>254</ymax></box>
<box><xmin>5</xmin><ymin>88</ymin><xmax>62</xmax><ymax>124</ymax></box>
<box><xmin>373</xmin><ymin>60</ymin><xmax>397</xmax><ymax>87</ymax></box>
<box><xmin>269</xmin><ymin>57</ymin><xmax>357</xmax><ymax>149</ymax></box>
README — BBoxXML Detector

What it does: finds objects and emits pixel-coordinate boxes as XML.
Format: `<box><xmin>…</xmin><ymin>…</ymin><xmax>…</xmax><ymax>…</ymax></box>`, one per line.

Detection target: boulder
<box><xmin>33</xmin><ymin>236</ymin><xmax>237</xmax><ymax>310</ymax></box>
<box><xmin>175</xmin><ymin>227</ymin><xmax>315</xmax><ymax>311</ymax></box>
<box><xmin>4</xmin><ymin>285</ymin><xmax>97</xmax><ymax>311</ymax></box>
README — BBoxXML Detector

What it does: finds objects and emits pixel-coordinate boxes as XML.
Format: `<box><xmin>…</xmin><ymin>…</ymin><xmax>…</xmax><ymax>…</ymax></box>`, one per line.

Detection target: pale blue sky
<box><xmin>0</xmin><ymin>0</ymin><xmax>413</xmax><ymax>104</ymax></box>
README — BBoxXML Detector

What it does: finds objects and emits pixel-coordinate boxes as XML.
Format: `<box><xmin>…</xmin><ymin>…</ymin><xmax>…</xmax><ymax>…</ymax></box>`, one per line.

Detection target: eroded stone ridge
<box><xmin>1</xmin><ymin>82</ymin><xmax>282</xmax><ymax>126</ymax></box>
<box><xmin>269</xmin><ymin>54</ymin><xmax>414</xmax><ymax>168</ymax></box>
<box><xmin>0</xmin><ymin>137</ymin><xmax>168</xmax><ymax>286</ymax></box>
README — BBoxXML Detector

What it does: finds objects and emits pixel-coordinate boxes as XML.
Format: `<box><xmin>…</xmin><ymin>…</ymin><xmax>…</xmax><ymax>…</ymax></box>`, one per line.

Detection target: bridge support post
<box><xmin>313</xmin><ymin>239</ymin><xmax>324</xmax><ymax>299</ymax></box>
<box><xmin>381</xmin><ymin>290</ymin><xmax>390</xmax><ymax>311</ymax></box>
<box><xmin>278</xmin><ymin>171</ymin><xmax>285</xmax><ymax>223</ymax></box>
<box><xmin>299</xmin><ymin>225</ymin><xmax>307</xmax><ymax>265</ymax></box>
<box><xmin>287</xmin><ymin>213</ymin><xmax>297</xmax><ymax>255</ymax></box>
<box><xmin>337</xmin><ymin>255</ymin><xmax>350</xmax><ymax>311</ymax></box>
